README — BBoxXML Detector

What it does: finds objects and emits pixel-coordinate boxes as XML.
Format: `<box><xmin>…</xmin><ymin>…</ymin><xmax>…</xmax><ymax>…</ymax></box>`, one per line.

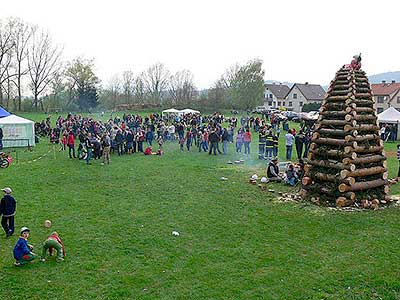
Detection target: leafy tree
<box><xmin>65</xmin><ymin>57</ymin><xmax>100</xmax><ymax>111</ymax></box>
<box><xmin>229</xmin><ymin>59</ymin><xmax>265</xmax><ymax>110</ymax></box>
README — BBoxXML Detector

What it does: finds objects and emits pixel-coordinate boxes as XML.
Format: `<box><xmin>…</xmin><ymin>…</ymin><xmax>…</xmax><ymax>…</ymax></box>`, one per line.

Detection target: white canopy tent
<box><xmin>377</xmin><ymin>107</ymin><xmax>400</xmax><ymax>123</ymax></box>
<box><xmin>0</xmin><ymin>115</ymin><xmax>35</xmax><ymax>147</ymax></box>
<box><xmin>377</xmin><ymin>107</ymin><xmax>400</xmax><ymax>140</ymax></box>
<box><xmin>179</xmin><ymin>108</ymin><xmax>200</xmax><ymax>115</ymax></box>
<box><xmin>162</xmin><ymin>108</ymin><xmax>180</xmax><ymax>116</ymax></box>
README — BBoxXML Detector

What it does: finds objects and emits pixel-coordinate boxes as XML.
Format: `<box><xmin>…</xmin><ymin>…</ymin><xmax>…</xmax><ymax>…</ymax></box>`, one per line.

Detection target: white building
<box><xmin>264</xmin><ymin>83</ymin><xmax>290</xmax><ymax>110</ymax></box>
<box><xmin>285</xmin><ymin>83</ymin><xmax>326</xmax><ymax>112</ymax></box>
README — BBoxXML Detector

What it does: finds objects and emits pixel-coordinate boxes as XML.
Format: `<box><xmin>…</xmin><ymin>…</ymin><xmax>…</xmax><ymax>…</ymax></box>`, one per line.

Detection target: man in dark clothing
<box><xmin>267</xmin><ymin>158</ymin><xmax>282</xmax><ymax>182</ymax></box>
<box><xmin>295</xmin><ymin>130</ymin><xmax>304</xmax><ymax>160</ymax></box>
<box><xmin>208</xmin><ymin>129</ymin><xmax>220</xmax><ymax>155</ymax></box>
<box><xmin>258</xmin><ymin>127</ymin><xmax>266</xmax><ymax>160</ymax></box>
<box><xmin>0</xmin><ymin>127</ymin><xmax>3</xmax><ymax>150</ymax></box>
<box><xmin>0</xmin><ymin>187</ymin><xmax>16</xmax><ymax>237</ymax></box>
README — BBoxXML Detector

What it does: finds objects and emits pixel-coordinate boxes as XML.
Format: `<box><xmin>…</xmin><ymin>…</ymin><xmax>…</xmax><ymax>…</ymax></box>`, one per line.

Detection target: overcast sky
<box><xmin>1</xmin><ymin>0</ymin><xmax>399</xmax><ymax>89</ymax></box>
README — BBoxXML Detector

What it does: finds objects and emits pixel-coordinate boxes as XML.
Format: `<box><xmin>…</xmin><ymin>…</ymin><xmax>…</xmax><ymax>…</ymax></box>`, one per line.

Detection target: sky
<box><xmin>1</xmin><ymin>0</ymin><xmax>399</xmax><ymax>89</ymax></box>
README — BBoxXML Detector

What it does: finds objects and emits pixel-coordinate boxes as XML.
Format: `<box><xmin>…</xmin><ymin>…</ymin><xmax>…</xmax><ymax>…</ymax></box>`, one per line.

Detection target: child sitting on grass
<box><xmin>40</xmin><ymin>231</ymin><xmax>66</xmax><ymax>262</ymax></box>
<box><xmin>13</xmin><ymin>227</ymin><xmax>37</xmax><ymax>266</ymax></box>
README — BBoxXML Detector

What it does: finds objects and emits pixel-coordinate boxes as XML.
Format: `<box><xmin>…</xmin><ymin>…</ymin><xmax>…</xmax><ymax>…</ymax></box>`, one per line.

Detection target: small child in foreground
<box><xmin>40</xmin><ymin>231</ymin><xmax>66</xmax><ymax>262</ymax></box>
<box><xmin>13</xmin><ymin>227</ymin><xmax>37</xmax><ymax>266</ymax></box>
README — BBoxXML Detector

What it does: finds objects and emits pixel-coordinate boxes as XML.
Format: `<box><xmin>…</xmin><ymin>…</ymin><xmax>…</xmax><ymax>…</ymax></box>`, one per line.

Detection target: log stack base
<box><xmin>302</xmin><ymin>67</ymin><xmax>389</xmax><ymax>209</ymax></box>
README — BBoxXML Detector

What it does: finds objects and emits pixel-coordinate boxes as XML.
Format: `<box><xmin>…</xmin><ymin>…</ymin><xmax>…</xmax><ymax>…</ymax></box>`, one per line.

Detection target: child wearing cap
<box><xmin>13</xmin><ymin>227</ymin><xmax>37</xmax><ymax>266</ymax></box>
<box><xmin>40</xmin><ymin>231</ymin><xmax>66</xmax><ymax>262</ymax></box>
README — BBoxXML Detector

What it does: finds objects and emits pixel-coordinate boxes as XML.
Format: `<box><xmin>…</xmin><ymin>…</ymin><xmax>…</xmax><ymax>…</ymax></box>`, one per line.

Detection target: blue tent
<box><xmin>0</xmin><ymin>106</ymin><xmax>11</xmax><ymax>118</ymax></box>
<box><xmin>0</xmin><ymin>107</ymin><xmax>10</xmax><ymax>118</ymax></box>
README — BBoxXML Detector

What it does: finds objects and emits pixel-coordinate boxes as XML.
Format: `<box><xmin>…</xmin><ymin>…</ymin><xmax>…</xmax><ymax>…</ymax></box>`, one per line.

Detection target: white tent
<box><xmin>179</xmin><ymin>108</ymin><xmax>200</xmax><ymax>115</ymax></box>
<box><xmin>162</xmin><ymin>108</ymin><xmax>180</xmax><ymax>116</ymax></box>
<box><xmin>378</xmin><ymin>107</ymin><xmax>400</xmax><ymax>140</ymax></box>
<box><xmin>377</xmin><ymin>107</ymin><xmax>400</xmax><ymax>123</ymax></box>
<box><xmin>0</xmin><ymin>115</ymin><xmax>35</xmax><ymax>147</ymax></box>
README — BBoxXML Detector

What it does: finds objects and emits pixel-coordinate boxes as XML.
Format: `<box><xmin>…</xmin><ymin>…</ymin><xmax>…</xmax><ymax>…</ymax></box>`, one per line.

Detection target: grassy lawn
<box><xmin>0</xmin><ymin>112</ymin><xmax>399</xmax><ymax>300</ymax></box>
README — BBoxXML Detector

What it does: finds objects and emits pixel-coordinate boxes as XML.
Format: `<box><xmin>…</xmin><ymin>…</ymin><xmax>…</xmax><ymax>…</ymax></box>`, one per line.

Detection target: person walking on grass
<box><xmin>185</xmin><ymin>129</ymin><xmax>192</xmax><ymax>151</ymax></box>
<box><xmin>101</xmin><ymin>133</ymin><xmax>111</xmax><ymax>165</ymax></box>
<box><xmin>85</xmin><ymin>133</ymin><xmax>93</xmax><ymax>165</ymax></box>
<box><xmin>236</xmin><ymin>128</ymin><xmax>243</xmax><ymax>153</ymax></box>
<box><xmin>285</xmin><ymin>129</ymin><xmax>295</xmax><ymax>160</ymax></box>
<box><xmin>13</xmin><ymin>227</ymin><xmax>37</xmax><ymax>266</ymax></box>
<box><xmin>0</xmin><ymin>187</ymin><xmax>16</xmax><ymax>238</ymax></box>
<box><xmin>221</xmin><ymin>128</ymin><xmax>229</xmax><ymax>154</ymax></box>
<box><xmin>67</xmin><ymin>130</ymin><xmax>76</xmax><ymax>158</ymax></box>
<box><xmin>208</xmin><ymin>128</ymin><xmax>219</xmax><ymax>155</ymax></box>
<box><xmin>243</xmin><ymin>128</ymin><xmax>252</xmax><ymax>155</ymax></box>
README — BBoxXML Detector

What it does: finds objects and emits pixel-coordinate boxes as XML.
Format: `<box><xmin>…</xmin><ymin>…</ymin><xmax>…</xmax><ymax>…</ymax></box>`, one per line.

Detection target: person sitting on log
<box><xmin>344</xmin><ymin>53</ymin><xmax>362</xmax><ymax>70</ymax></box>
<box><xmin>267</xmin><ymin>157</ymin><xmax>282</xmax><ymax>182</ymax></box>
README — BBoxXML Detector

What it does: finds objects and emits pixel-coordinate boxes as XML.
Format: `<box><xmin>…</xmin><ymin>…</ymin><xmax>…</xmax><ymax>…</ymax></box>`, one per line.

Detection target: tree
<box><xmin>0</xmin><ymin>20</ymin><xmax>17</xmax><ymax>106</ymax></box>
<box><xmin>27</xmin><ymin>30</ymin><xmax>62</xmax><ymax>110</ymax></box>
<box><xmin>168</xmin><ymin>70</ymin><xmax>197</xmax><ymax>106</ymax></box>
<box><xmin>229</xmin><ymin>59</ymin><xmax>265</xmax><ymax>110</ymax></box>
<box><xmin>65</xmin><ymin>57</ymin><xmax>100</xmax><ymax>111</ymax></box>
<box><xmin>122</xmin><ymin>70</ymin><xmax>134</xmax><ymax>103</ymax></box>
<box><xmin>142</xmin><ymin>63</ymin><xmax>170</xmax><ymax>104</ymax></box>
<box><xmin>134</xmin><ymin>74</ymin><xmax>145</xmax><ymax>103</ymax></box>
<box><xmin>11</xmin><ymin>19</ymin><xmax>33</xmax><ymax>111</ymax></box>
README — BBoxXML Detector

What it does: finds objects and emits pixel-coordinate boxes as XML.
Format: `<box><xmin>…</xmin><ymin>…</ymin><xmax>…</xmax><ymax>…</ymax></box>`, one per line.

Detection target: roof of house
<box><xmin>264</xmin><ymin>84</ymin><xmax>290</xmax><ymax>99</ymax></box>
<box><xmin>371</xmin><ymin>82</ymin><xmax>400</xmax><ymax>96</ymax></box>
<box><xmin>289</xmin><ymin>83</ymin><xmax>326</xmax><ymax>101</ymax></box>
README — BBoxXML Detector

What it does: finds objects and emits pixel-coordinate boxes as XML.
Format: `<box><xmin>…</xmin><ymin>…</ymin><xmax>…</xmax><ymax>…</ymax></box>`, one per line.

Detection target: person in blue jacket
<box><xmin>0</xmin><ymin>187</ymin><xmax>16</xmax><ymax>237</ymax></box>
<box><xmin>13</xmin><ymin>227</ymin><xmax>37</xmax><ymax>266</ymax></box>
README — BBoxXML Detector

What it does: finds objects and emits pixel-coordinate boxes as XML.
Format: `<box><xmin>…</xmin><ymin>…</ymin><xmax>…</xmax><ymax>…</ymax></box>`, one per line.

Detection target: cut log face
<box><xmin>302</xmin><ymin>66</ymin><xmax>388</xmax><ymax>207</ymax></box>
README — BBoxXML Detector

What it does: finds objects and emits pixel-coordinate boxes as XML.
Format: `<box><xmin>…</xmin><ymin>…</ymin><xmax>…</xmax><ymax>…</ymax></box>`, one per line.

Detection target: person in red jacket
<box><xmin>40</xmin><ymin>231</ymin><xmax>66</xmax><ymax>262</ymax></box>
<box><xmin>67</xmin><ymin>131</ymin><xmax>76</xmax><ymax>158</ymax></box>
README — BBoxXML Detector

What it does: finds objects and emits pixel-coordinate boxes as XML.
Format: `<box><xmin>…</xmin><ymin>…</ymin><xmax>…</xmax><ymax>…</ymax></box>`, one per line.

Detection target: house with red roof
<box><xmin>371</xmin><ymin>80</ymin><xmax>400</xmax><ymax>113</ymax></box>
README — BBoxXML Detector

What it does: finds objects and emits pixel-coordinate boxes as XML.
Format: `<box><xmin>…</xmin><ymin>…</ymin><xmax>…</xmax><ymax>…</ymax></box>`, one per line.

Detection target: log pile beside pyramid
<box><xmin>301</xmin><ymin>57</ymin><xmax>390</xmax><ymax>208</ymax></box>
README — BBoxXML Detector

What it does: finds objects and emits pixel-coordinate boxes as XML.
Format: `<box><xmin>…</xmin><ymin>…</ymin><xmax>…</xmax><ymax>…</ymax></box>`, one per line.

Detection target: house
<box><xmin>371</xmin><ymin>80</ymin><xmax>400</xmax><ymax>113</ymax></box>
<box><xmin>285</xmin><ymin>83</ymin><xmax>326</xmax><ymax>112</ymax></box>
<box><xmin>264</xmin><ymin>83</ymin><xmax>290</xmax><ymax>110</ymax></box>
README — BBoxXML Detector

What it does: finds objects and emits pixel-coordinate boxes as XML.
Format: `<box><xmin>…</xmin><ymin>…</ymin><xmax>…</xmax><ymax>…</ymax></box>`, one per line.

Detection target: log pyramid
<box><xmin>301</xmin><ymin>67</ymin><xmax>390</xmax><ymax>208</ymax></box>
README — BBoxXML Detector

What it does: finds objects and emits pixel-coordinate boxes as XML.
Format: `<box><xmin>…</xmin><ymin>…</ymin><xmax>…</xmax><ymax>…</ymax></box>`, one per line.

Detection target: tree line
<box><xmin>0</xmin><ymin>17</ymin><xmax>265</xmax><ymax>112</ymax></box>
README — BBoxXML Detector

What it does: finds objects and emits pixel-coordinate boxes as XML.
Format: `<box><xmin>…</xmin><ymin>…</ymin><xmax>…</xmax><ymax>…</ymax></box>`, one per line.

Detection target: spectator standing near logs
<box><xmin>285</xmin><ymin>129</ymin><xmax>295</xmax><ymax>160</ymax></box>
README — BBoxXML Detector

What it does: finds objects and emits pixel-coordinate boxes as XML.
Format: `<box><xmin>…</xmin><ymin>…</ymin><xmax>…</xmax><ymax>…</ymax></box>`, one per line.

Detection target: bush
<box><xmin>302</xmin><ymin>102</ymin><xmax>321</xmax><ymax>112</ymax></box>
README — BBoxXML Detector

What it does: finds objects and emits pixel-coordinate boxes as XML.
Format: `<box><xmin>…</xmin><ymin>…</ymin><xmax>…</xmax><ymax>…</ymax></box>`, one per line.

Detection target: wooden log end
<box><xmin>338</xmin><ymin>183</ymin><xmax>349</xmax><ymax>193</ymax></box>
<box><xmin>340</xmin><ymin>169</ymin><xmax>350</xmax><ymax>179</ymax></box>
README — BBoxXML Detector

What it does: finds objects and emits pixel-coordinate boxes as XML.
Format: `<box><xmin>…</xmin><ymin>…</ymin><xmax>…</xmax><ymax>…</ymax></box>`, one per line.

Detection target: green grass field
<box><xmin>0</xmin><ymin>112</ymin><xmax>399</xmax><ymax>300</ymax></box>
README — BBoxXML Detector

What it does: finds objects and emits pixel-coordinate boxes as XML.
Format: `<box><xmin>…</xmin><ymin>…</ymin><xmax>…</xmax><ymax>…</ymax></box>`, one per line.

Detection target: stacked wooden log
<box><xmin>301</xmin><ymin>67</ymin><xmax>390</xmax><ymax>208</ymax></box>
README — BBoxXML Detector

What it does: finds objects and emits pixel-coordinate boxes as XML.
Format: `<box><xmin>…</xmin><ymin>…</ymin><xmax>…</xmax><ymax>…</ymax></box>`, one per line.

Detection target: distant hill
<box><xmin>265</xmin><ymin>80</ymin><xmax>294</xmax><ymax>88</ymax></box>
<box><xmin>368</xmin><ymin>71</ymin><xmax>400</xmax><ymax>84</ymax></box>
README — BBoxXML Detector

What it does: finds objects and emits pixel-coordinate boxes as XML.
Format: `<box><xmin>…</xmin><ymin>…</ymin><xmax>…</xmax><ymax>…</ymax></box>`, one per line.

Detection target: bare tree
<box><xmin>107</xmin><ymin>74</ymin><xmax>122</xmax><ymax>105</ymax></box>
<box><xmin>27</xmin><ymin>30</ymin><xmax>62</xmax><ymax>110</ymax></box>
<box><xmin>0</xmin><ymin>20</ymin><xmax>17</xmax><ymax>106</ymax></box>
<box><xmin>10</xmin><ymin>19</ymin><xmax>33</xmax><ymax>111</ymax></box>
<box><xmin>169</xmin><ymin>70</ymin><xmax>197</xmax><ymax>106</ymax></box>
<box><xmin>134</xmin><ymin>73</ymin><xmax>146</xmax><ymax>103</ymax></box>
<box><xmin>122</xmin><ymin>70</ymin><xmax>134</xmax><ymax>103</ymax></box>
<box><xmin>142</xmin><ymin>63</ymin><xmax>170</xmax><ymax>104</ymax></box>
